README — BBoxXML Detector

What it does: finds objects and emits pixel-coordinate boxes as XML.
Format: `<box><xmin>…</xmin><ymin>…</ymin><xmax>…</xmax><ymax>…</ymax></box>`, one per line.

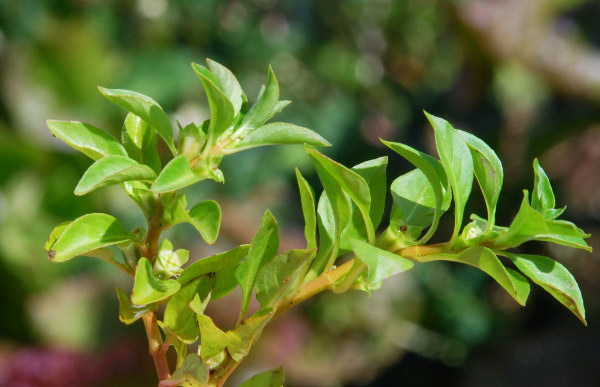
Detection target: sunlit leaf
<box><xmin>160</xmin><ymin>354</ymin><xmax>209</xmax><ymax>387</ymax></box>
<box><xmin>131</xmin><ymin>257</ymin><xmax>181</xmax><ymax>305</ymax></box>
<box><xmin>305</xmin><ymin>193</ymin><xmax>338</xmax><ymax>280</ymax></box>
<box><xmin>351</xmin><ymin>239</ymin><xmax>413</xmax><ymax>285</ymax></box>
<box><xmin>164</xmin><ymin>276</ymin><xmax>214</xmax><ymax>343</ymax></box>
<box><xmin>295</xmin><ymin>169</ymin><xmax>317</xmax><ymax>249</ymax></box>
<box><xmin>239</xmin><ymin>367</ymin><xmax>284</xmax><ymax>387</ymax></box>
<box><xmin>352</xmin><ymin>157</ymin><xmax>387</xmax><ymax>229</ymax></box>
<box><xmin>531</xmin><ymin>159</ymin><xmax>565</xmax><ymax>219</ymax></box>
<box><xmin>459</xmin><ymin>130</ymin><xmax>503</xmax><ymax>232</ymax></box>
<box><xmin>98</xmin><ymin>87</ymin><xmax>176</xmax><ymax>155</ymax></box>
<box><xmin>188</xmin><ymin>200</ymin><xmax>221</xmax><ymax>244</ymax></box>
<box><xmin>74</xmin><ymin>156</ymin><xmax>156</xmax><ymax>195</ymax></box>
<box><xmin>121</xmin><ymin>113</ymin><xmax>161</xmax><ymax>173</ymax></box>
<box><xmin>426</xmin><ymin>112</ymin><xmax>474</xmax><ymax>243</ymax></box>
<box><xmin>506</xmin><ymin>252</ymin><xmax>586</xmax><ymax>324</ymax></box>
<box><xmin>178</xmin><ymin>245</ymin><xmax>249</xmax><ymax>286</ymax></box>
<box><xmin>152</xmin><ymin>155</ymin><xmax>205</xmax><ymax>193</ymax></box>
<box><xmin>192</xmin><ymin>63</ymin><xmax>235</xmax><ymax>143</ymax></box>
<box><xmin>231</xmin><ymin>123</ymin><xmax>330</xmax><ymax>152</ymax></box>
<box><xmin>197</xmin><ymin>314</ymin><xmax>229</xmax><ymax>360</ymax></box>
<box><xmin>47</xmin><ymin>213</ymin><xmax>136</xmax><ymax>262</ymax></box>
<box><xmin>255</xmin><ymin>249</ymin><xmax>314</xmax><ymax>308</ymax></box>
<box><xmin>494</xmin><ymin>191</ymin><xmax>591</xmax><ymax>251</ymax></box>
<box><xmin>207</xmin><ymin>59</ymin><xmax>243</xmax><ymax>114</ymax></box>
<box><xmin>116</xmin><ymin>287</ymin><xmax>155</xmax><ymax>325</ymax></box>
<box><xmin>227</xmin><ymin>310</ymin><xmax>273</xmax><ymax>362</ymax></box>
<box><xmin>240</xmin><ymin>66</ymin><xmax>279</xmax><ymax>130</ymax></box>
<box><xmin>47</xmin><ymin>120</ymin><xmax>127</xmax><ymax>160</ymax></box>
<box><xmin>235</xmin><ymin>211</ymin><xmax>279</xmax><ymax>321</ymax></box>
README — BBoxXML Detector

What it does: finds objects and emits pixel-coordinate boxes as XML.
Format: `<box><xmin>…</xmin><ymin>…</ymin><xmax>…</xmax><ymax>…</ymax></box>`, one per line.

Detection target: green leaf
<box><xmin>240</xmin><ymin>66</ymin><xmax>279</xmax><ymax>131</ymax></box>
<box><xmin>425</xmin><ymin>112</ymin><xmax>474</xmax><ymax>243</ymax></box>
<box><xmin>74</xmin><ymin>156</ymin><xmax>157</xmax><ymax>195</ymax></box>
<box><xmin>197</xmin><ymin>314</ymin><xmax>229</xmax><ymax>360</ymax></box>
<box><xmin>352</xmin><ymin>157</ymin><xmax>388</xmax><ymax>229</ymax></box>
<box><xmin>231</xmin><ymin>123</ymin><xmax>330</xmax><ymax>152</ymax></box>
<box><xmin>122</xmin><ymin>180</ymin><xmax>155</xmax><ymax>218</ymax></box>
<box><xmin>161</xmin><ymin>354</ymin><xmax>209</xmax><ymax>387</ymax></box>
<box><xmin>121</xmin><ymin>113</ymin><xmax>161</xmax><ymax>174</ymax></box>
<box><xmin>171</xmin><ymin>335</ymin><xmax>188</xmax><ymax>369</ymax></box>
<box><xmin>428</xmin><ymin>246</ymin><xmax>530</xmax><ymax>306</ymax></box>
<box><xmin>192</xmin><ymin>63</ymin><xmax>235</xmax><ymax>143</ymax></box>
<box><xmin>255</xmin><ymin>249</ymin><xmax>314</xmax><ymax>308</ymax></box>
<box><xmin>531</xmin><ymin>159</ymin><xmax>561</xmax><ymax>218</ymax></box>
<box><xmin>116</xmin><ymin>287</ymin><xmax>155</xmax><ymax>325</ymax></box>
<box><xmin>45</xmin><ymin>221</ymin><xmax>72</xmax><ymax>253</ymax></box>
<box><xmin>351</xmin><ymin>240</ymin><xmax>413</xmax><ymax>285</ymax></box>
<box><xmin>306</xmin><ymin>146</ymin><xmax>374</xmax><ymax>242</ymax></box>
<box><xmin>131</xmin><ymin>258</ymin><xmax>181</xmax><ymax>305</ymax></box>
<box><xmin>178</xmin><ymin>245</ymin><xmax>249</xmax><ymax>287</ymax></box>
<box><xmin>239</xmin><ymin>367</ymin><xmax>284</xmax><ymax>387</ymax></box>
<box><xmin>227</xmin><ymin>310</ymin><xmax>274</xmax><ymax>362</ymax></box>
<box><xmin>295</xmin><ymin>169</ymin><xmax>317</xmax><ymax>249</ymax></box>
<box><xmin>46</xmin><ymin>213</ymin><xmax>136</xmax><ymax>262</ymax></box>
<box><xmin>382</xmin><ymin>139</ymin><xmax>450</xmax><ymax>243</ymax></box>
<box><xmin>494</xmin><ymin>191</ymin><xmax>591</xmax><ymax>251</ymax></box>
<box><xmin>505</xmin><ymin>253</ymin><xmax>586</xmax><ymax>324</ymax></box>
<box><xmin>235</xmin><ymin>211</ymin><xmax>279</xmax><ymax>321</ymax></box>
<box><xmin>459</xmin><ymin>130</ymin><xmax>503</xmax><ymax>233</ymax></box>
<box><xmin>47</xmin><ymin>120</ymin><xmax>127</xmax><ymax>160</ymax></box>
<box><xmin>164</xmin><ymin>276</ymin><xmax>215</xmax><ymax>343</ymax></box>
<box><xmin>98</xmin><ymin>87</ymin><xmax>176</xmax><ymax>155</ymax></box>
<box><xmin>305</xmin><ymin>193</ymin><xmax>338</xmax><ymax>280</ymax></box>
<box><xmin>206</xmin><ymin>59</ymin><xmax>243</xmax><ymax>114</ymax></box>
<box><xmin>152</xmin><ymin>155</ymin><xmax>205</xmax><ymax>193</ymax></box>
<box><xmin>188</xmin><ymin>200</ymin><xmax>221</xmax><ymax>244</ymax></box>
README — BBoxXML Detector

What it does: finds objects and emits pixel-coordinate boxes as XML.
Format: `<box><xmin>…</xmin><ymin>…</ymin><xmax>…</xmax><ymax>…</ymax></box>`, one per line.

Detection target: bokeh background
<box><xmin>1</xmin><ymin>0</ymin><xmax>600</xmax><ymax>386</ymax></box>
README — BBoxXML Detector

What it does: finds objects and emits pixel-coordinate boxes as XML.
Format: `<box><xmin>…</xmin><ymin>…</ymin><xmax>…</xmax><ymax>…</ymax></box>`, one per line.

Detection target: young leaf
<box><xmin>422</xmin><ymin>246</ymin><xmax>530</xmax><ymax>306</ymax></box>
<box><xmin>350</xmin><ymin>239</ymin><xmax>414</xmax><ymax>285</ymax></box>
<box><xmin>178</xmin><ymin>245</ymin><xmax>249</xmax><ymax>286</ymax></box>
<box><xmin>152</xmin><ymin>155</ymin><xmax>206</xmax><ymax>193</ymax></box>
<box><xmin>425</xmin><ymin>112</ymin><xmax>474</xmax><ymax>243</ymax></box>
<box><xmin>188</xmin><ymin>200</ymin><xmax>221</xmax><ymax>244</ymax></box>
<box><xmin>494</xmin><ymin>191</ymin><xmax>591</xmax><ymax>251</ymax></box>
<box><xmin>352</xmin><ymin>157</ymin><xmax>388</xmax><ymax>229</ymax></box>
<box><xmin>47</xmin><ymin>120</ymin><xmax>127</xmax><ymax>160</ymax></box>
<box><xmin>160</xmin><ymin>354</ymin><xmax>209</xmax><ymax>387</ymax></box>
<box><xmin>192</xmin><ymin>63</ymin><xmax>235</xmax><ymax>143</ymax></box>
<box><xmin>505</xmin><ymin>252</ymin><xmax>586</xmax><ymax>324</ymax></box>
<box><xmin>122</xmin><ymin>180</ymin><xmax>155</xmax><ymax>218</ymax></box>
<box><xmin>164</xmin><ymin>276</ymin><xmax>215</xmax><ymax>343</ymax></box>
<box><xmin>131</xmin><ymin>257</ymin><xmax>181</xmax><ymax>305</ymax></box>
<box><xmin>239</xmin><ymin>367</ymin><xmax>284</xmax><ymax>387</ymax></box>
<box><xmin>305</xmin><ymin>193</ymin><xmax>338</xmax><ymax>280</ymax></box>
<box><xmin>197</xmin><ymin>314</ymin><xmax>229</xmax><ymax>360</ymax></box>
<box><xmin>459</xmin><ymin>130</ymin><xmax>503</xmax><ymax>232</ymax></box>
<box><xmin>230</xmin><ymin>123</ymin><xmax>330</xmax><ymax>152</ymax></box>
<box><xmin>382</xmin><ymin>139</ymin><xmax>450</xmax><ymax>243</ymax></box>
<box><xmin>74</xmin><ymin>156</ymin><xmax>157</xmax><ymax>195</ymax></box>
<box><xmin>227</xmin><ymin>310</ymin><xmax>274</xmax><ymax>362</ymax></box>
<box><xmin>306</xmin><ymin>146</ymin><xmax>374</xmax><ymax>242</ymax></box>
<box><xmin>531</xmin><ymin>159</ymin><xmax>558</xmax><ymax>217</ymax></box>
<box><xmin>206</xmin><ymin>59</ymin><xmax>243</xmax><ymax>114</ymax></box>
<box><xmin>98</xmin><ymin>87</ymin><xmax>176</xmax><ymax>155</ymax></box>
<box><xmin>295</xmin><ymin>169</ymin><xmax>317</xmax><ymax>249</ymax></box>
<box><xmin>255</xmin><ymin>249</ymin><xmax>314</xmax><ymax>308</ymax></box>
<box><xmin>46</xmin><ymin>213</ymin><xmax>136</xmax><ymax>262</ymax></box>
<box><xmin>121</xmin><ymin>113</ymin><xmax>161</xmax><ymax>174</ymax></box>
<box><xmin>235</xmin><ymin>211</ymin><xmax>279</xmax><ymax>321</ymax></box>
<box><xmin>116</xmin><ymin>287</ymin><xmax>155</xmax><ymax>325</ymax></box>
<box><xmin>240</xmin><ymin>66</ymin><xmax>279</xmax><ymax>131</ymax></box>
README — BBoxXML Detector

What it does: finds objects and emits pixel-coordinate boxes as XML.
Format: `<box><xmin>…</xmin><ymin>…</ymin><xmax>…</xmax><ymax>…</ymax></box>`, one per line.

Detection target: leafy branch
<box><xmin>44</xmin><ymin>60</ymin><xmax>591</xmax><ymax>386</ymax></box>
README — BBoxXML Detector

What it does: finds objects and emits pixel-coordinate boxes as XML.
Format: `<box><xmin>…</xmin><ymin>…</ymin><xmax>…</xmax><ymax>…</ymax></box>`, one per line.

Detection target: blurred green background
<box><xmin>1</xmin><ymin>0</ymin><xmax>600</xmax><ymax>386</ymax></box>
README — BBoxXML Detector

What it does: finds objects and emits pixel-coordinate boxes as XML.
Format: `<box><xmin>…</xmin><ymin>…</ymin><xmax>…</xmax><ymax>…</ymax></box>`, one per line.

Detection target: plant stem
<box><xmin>142</xmin><ymin>310</ymin><xmax>171</xmax><ymax>381</ymax></box>
<box><xmin>144</xmin><ymin>194</ymin><xmax>165</xmax><ymax>262</ymax></box>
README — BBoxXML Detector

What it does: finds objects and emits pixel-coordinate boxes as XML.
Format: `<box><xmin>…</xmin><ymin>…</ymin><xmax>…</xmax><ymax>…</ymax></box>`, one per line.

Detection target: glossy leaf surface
<box><xmin>232</xmin><ymin>123</ymin><xmax>330</xmax><ymax>152</ymax></box>
<box><xmin>197</xmin><ymin>314</ymin><xmax>229</xmax><ymax>360</ymax></box>
<box><xmin>207</xmin><ymin>59</ymin><xmax>243</xmax><ymax>114</ymax></box>
<box><xmin>188</xmin><ymin>200</ymin><xmax>221</xmax><ymax>244</ymax></box>
<box><xmin>426</xmin><ymin>112</ymin><xmax>474</xmax><ymax>242</ymax></box>
<box><xmin>227</xmin><ymin>310</ymin><xmax>273</xmax><ymax>362</ymax></box>
<box><xmin>152</xmin><ymin>155</ymin><xmax>205</xmax><ymax>193</ymax></box>
<box><xmin>98</xmin><ymin>87</ymin><xmax>176</xmax><ymax>154</ymax></box>
<box><xmin>240</xmin><ymin>66</ymin><xmax>279</xmax><ymax>130</ymax></box>
<box><xmin>116</xmin><ymin>287</ymin><xmax>155</xmax><ymax>325</ymax></box>
<box><xmin>295</xmin><ymin>169</ymin><xmax>317</xmax><ymax>249</ymax></box>
<box><xmin>131</xmin><ymin>258</ymin><xmax>181</xmax><ymax>305</ymax></box>
<box><xmin>239</xmin><ymin>367</ymin><xmax>284</xmax><ymax>387</ymax></box>
<box><xmin>178</xmin><ymin>245</ymin><xmax>249</xmax><ymax>286</ymax></box>
<box><xmin>121</xmin><ymin>113</ymin><xmax>161</xmax><ymax>173</ymax></box>
<box><xmin>47</xmin><ymin>213</ymin><xmax>136</xmax><ymax>262</ymax></box>
<box><xmin>506</xmin><ymin>252</ymin><xmax>586</xmax><ymax>324</ymax></box>
<box><xmin>47</xmin><ymin>120</ymin><xmax>127</xmax><ymax>160</ymax></box>
<box><xmin>235</xmin><ymin>211</ymin><xmax>279</xmax><ymax>320</ymax></box>
<box><xmin>306</xmin><ymin>193</ymin><xmax>338</xmax><ymax>280</ymax></box>
<box><xmin>255</xmin><ymin>249</ymin><xmax>314</xmax><ymax>308</ymax></box>
<box><xmin>351</xmin><ymin>240</ymin><xmax>413</xmax><ymax>285</ymax></box>
<box><xmin>74</xmin><ymin>156</ymin><xmax>156</xmax><ymax>195</ymax></box>
<box><xmin>352</xmin><ymin>157</ymin><xmax>388</xmax><ymax>229</ymax></box>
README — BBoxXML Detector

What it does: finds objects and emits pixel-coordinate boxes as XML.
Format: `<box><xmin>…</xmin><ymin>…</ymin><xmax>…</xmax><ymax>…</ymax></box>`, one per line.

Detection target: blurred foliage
<box><xmin>1</xmin><ymin>0</ymin><xmax>599</xmax><ymax>386</ymax></box>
